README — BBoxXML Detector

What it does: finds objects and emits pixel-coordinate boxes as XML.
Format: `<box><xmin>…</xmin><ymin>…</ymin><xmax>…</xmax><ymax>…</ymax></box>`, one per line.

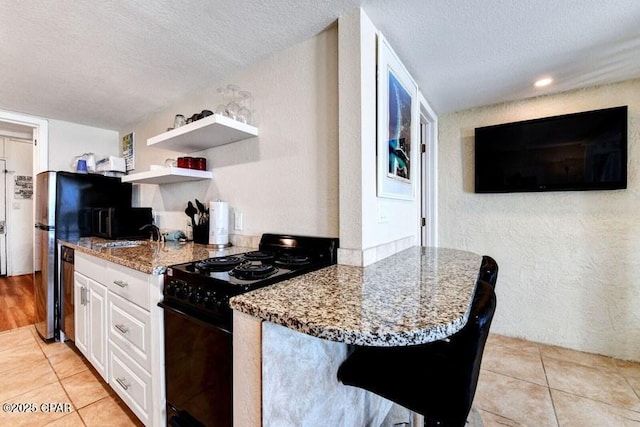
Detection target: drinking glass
<box><xmin>236</xmin><ymin>90</ymin><xmax>253</xmax><ymax>125</ymax></box>
<box><xmin>225</xmin><ymin>84</ymin><xmax>241</xmax><ymax>120</ymax></box>
<box><xmin>215</xmin><ymin>87</ymin><xmax>229</xmax><ymax>116</ymax></box>
<box><xmin>174</xmin><ymin>114</ymin><xmax>186</xmax><ymax>128</ymax></box>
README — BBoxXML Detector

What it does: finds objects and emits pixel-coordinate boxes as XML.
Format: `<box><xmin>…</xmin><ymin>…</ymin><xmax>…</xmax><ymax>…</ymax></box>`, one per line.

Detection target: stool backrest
<box><xmin>479</xmin><ymin>255</ymin><xmax>499</xmax><ymax>288</ymax></box>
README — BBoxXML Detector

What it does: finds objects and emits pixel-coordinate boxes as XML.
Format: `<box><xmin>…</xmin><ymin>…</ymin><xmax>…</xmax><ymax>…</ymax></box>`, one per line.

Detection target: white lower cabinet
<box><xmin>74</xmin><ymin>252</ymin><xmax>165</xmax><ymax>427</ymax></box>
<box><xmin>109</xmin><ymin>341</ymin><xmax>152</xmax><ymax>425</ymax></box>
<box><xmin>73</xmin><ymin>271</ymin><xmax>108</xmax><ymax>380</ymax></box>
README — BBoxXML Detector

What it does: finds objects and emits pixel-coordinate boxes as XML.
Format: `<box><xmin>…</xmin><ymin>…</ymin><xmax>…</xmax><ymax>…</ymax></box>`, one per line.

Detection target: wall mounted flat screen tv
<box><xmin>474</xmin><ymin>106</ymin><xmax>627</xmax><ymax>193</ymax></box>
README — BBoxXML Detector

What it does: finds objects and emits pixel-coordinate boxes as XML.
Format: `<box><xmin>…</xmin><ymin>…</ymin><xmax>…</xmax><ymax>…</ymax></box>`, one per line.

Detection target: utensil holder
<box><xmin>193</xmin><ymin>223</ymin><xmax>209</xmax><ymax>244</ymax></box>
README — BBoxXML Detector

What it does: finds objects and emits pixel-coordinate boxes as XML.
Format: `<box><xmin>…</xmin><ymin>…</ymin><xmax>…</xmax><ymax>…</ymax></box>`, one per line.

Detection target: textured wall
<box><xmin>438</xmin><ymin>79</ymin><xmax>640</xmax><ymax>361</ymax></box>
<box><xmin>123</xmin><ymin>26</ymin><xmax>339</xmax><ymax>238</ymax></box>
<box><xmin>48</xmin><ymin>120</ymin><xmax>119</xmax><ymax>172</ymax></box>
<box><xmin>337</xmin><ymin>9</ymin><xmax>420</xmax><ymax>266</ymax></box>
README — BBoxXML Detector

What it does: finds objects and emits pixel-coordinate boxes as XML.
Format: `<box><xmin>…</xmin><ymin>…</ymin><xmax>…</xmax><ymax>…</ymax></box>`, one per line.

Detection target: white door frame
<box><xmin>0</xmin><ymin>159</ymin><xmax>6</xmax><ymax>275</ymax></box>
<box><xmin>418</xmin><ymin>92</ymin><xmax>438</xmax><ymax>247</ymax></box>
<box><xmin>0</xmin><ymin>110</ymin><xmax>48</xmax><ymax>175</ymax></box>
<box><xmin>0</xmin><ymin>109</ymin><xmax>48</xmax><ymax>277</ymax></box>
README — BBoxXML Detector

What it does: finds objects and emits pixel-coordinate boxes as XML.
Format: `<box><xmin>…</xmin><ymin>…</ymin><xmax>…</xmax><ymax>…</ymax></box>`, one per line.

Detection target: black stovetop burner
<box><xmin>229</xmin><ymin>262</ymin><xmax>278</xmax><ymax>280</ymax></box>
<box><xmin>162</xmin><ymin>234</ymin><xmax>339</xmax><ymax>331</ymax></box>
<box><xmin>194</xmin><ymin>256</ymin><xmax>244</xmax><ymax>271</ymax></box>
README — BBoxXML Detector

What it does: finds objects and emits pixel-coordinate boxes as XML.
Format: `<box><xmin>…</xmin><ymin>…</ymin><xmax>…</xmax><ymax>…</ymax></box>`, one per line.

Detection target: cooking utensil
<box><xmin>195</xmin><ymin>199</ymin><xmax>208</xmax><ymax>225</ymax></box>
<box><xmin>185</xmin><ymin>201</ymin><xmax>198</xmax><ymax>228</ymax></box>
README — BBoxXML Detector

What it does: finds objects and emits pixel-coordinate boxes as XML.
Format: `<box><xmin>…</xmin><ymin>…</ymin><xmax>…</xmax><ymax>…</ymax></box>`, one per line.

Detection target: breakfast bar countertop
<box><xmin>230</xmin><ymin>246</ymin><xmax>483</xmax><ymax>347</ymax></box>
<box><xmin>60</xmin><ymin>237</ymin><xmax>252</xmax><ymax>275</ymax></box>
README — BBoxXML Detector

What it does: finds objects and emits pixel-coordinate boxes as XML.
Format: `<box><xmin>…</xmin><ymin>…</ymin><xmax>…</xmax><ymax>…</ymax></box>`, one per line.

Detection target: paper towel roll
<box><xmin>209</xmin><ymin>201</ymin><xmax>229</xmax><ymax>245</ymax></box>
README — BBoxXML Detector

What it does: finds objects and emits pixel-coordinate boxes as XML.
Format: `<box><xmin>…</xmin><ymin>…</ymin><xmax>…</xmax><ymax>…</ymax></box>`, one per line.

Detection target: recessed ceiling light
<box><xmin>534</xmin><ymin>77</ymin><xmax>553</xmax><ymax>88</ymax></box>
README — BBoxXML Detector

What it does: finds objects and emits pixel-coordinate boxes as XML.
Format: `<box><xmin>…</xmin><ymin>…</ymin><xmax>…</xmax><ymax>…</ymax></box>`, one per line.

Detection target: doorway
<box><xmin>0</xmin><ymin>159</ymin><xmax>6</xmax><ymax>275</ymax></box>
<box><xmin>419</xmin><ymin>95</ymin><xmax>438</xmax><ymax>247</ymax></box>
<box><xmin>0</xmin><ymin>111</ymin><xmax>48</xmax><ymax>279</ymax></box>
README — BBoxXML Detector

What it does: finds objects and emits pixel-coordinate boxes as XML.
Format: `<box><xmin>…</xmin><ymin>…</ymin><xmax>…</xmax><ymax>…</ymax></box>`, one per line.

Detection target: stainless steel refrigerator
<box><xmin>34</xmin><ymin>171</ymin><xmax>133</xmax><ymax>341</ymax></box>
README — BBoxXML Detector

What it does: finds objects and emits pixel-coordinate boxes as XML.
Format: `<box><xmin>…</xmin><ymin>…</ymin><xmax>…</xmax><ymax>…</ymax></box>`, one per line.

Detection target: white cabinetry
<box><xmin>74</xmin><ymin>252</ymin><xmax>165</xmax><ymax>427</ymax></box>
<box><xmin>74</xmin><ymin>264</ymin><xmax>108</xmax><ymax>381</ymax></box>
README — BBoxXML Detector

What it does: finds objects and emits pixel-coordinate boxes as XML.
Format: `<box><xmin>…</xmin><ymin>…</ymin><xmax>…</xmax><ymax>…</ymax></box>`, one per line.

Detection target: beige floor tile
<box><xmin>0</xmin><ymin>360</ymin><xmax>58</xmax><ymax>402</ymax></box>
<box><xmin>543</xmin><ymin>357</ymin><xmax>640</xmax><ymax>412</ymax></box>
<box><xmin>539</xmin><ymin>344</ymin><xmax>617</xmax><ymax>370</ymax></box>
<box><xmin>615</xmin><ymin>359</ymin><xmax>640</xmax><ymax>379</ymax></box>
<box><xmin>551</xmin><ymin>388</ymin><xmax>640</xmax><ymax>427</ymax></box>
<box><xmin>46</xmin><ymin>345</ymin><xmax>91</xmax><ymax>379</ymax></box>
<box><xmin>79</xmin><ymin>396</ymin><xmax>143</xmax><ymax>427</ymax></box>
<box><xmin>482</xmin><ymin>344</ymin><xmax>548</xmax><ymax>386</ymax></box>
<box><xmin>61</xmin><ymin>368</ymin><xmax>113</xmax><ymax>409</ymax></box>
<box><xmin>627</xmin><ymin>376</ymin><xmax>640</xmax><ymax>396</ymax></box>
<box><xmin>486</xmin><ymin>333</ymin><xmax>540</xmax><ymax>354</ymax></box>
<box><xmin>475</xmin><ymin>370</ymin><xmax>557</xmax><ymax>426</ymax></box>
<box><xmin>39</xmin><ymin>340</ymin><xmax>77</xmax><ymax>359</ymax></box>
<box><xmin>0</xmin><ymin>327</ymin><xmax>38</xmax><ymax>349</ymax></box>
<box><xmin>0</xmin><ymin>341</ymin><xmax>46</xmax><ymax>374</ymax></box>
<box><xmin>477</xmin><ymin>409</ymin><xmax>519</xmax><ymax>426</ymax></box>
<box><xmin>0</xmin><ymin>381</ymin><xmax>74</xmax><ymax>427</ymax></box>
<box><xmin>44</xmin><ymin>411</ymin><xmax>85</xmax><ymax>426</ymax></box>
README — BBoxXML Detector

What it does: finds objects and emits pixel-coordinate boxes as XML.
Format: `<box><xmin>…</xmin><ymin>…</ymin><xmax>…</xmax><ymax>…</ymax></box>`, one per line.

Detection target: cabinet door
<box><xmin>88</xmin><ymin>278</ymin><xmax>108</xmax><ymax>381</ymax></box>
<box><xmin>73</xmin><ymin>272</ymin><xmax>89</xmax><ymax>358</ymax></box>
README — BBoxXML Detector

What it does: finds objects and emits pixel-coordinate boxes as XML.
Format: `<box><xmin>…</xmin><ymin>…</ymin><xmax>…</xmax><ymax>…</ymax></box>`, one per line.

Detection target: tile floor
<box><xmin>1</xmin><ymin>324</ymin><xmax>638</xmax><ymax>426</ymax></box>
<box><xmin>475</xmin><ymin>334</ymin><xmax>640</xmax><ymax>426</ymax></box>
<box><xmin>0</xmin><ymin>325</ymin><xmax>142</xmax><ymax>427</ymax></box>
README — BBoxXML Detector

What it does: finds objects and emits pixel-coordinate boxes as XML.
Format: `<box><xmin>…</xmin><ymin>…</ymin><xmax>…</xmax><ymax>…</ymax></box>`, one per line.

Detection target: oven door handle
<box><xmin>158</xmin><ymin>300</ymin><xmax>232</xmax><ymax>335</ymax></box>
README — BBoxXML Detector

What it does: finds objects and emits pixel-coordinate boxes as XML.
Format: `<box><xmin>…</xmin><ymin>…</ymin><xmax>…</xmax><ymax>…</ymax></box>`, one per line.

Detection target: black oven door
<box><xmin>160</xmin><ymin>301</ymin><xmax>233</xmax><ymax>427</ymax></box>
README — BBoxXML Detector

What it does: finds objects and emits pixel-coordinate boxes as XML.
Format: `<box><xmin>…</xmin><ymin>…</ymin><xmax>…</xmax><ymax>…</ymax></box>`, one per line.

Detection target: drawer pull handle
<box><xmin>115</xmin><ymin>377</ymin><xmax>130</xmax><ymax>390</ymax></box>
<box><xmin>113</xmin><ymin>280</ymin><xmax>128</xmax><ymax>288</ymax></box>
<box><xmin>115</xmin><ymin>324</ymin><xmax>129</xmax><ymax>334</ymax></box>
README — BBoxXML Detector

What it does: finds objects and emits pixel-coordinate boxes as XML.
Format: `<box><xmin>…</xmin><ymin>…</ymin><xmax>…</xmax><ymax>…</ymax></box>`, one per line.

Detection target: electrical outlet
<box><xmin>234</xmin><ymin>211</ymin><xmax>243</xmax><ymax>231</ymax></box>
<box><xmin>378</xmin><ymin>203</ymin><xmax>389</xmax><ymax>223</ymax></box>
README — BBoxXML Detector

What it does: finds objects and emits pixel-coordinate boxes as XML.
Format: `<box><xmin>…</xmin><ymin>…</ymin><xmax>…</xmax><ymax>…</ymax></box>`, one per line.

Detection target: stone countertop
<box><xmin>60</xmin><ymin>237</ymin><xmax>252</xmax><ymax>275</ymax></box>
<box><xmin>230</xmin><ymin>246</ymin><xmax>483</xmax><ymax>347</ymax></box>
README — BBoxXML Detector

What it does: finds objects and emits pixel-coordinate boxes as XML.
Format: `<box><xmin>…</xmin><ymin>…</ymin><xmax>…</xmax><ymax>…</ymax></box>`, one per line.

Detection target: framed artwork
<box><xmin>376</xmin><ymin>34</ymin><xmax>418</xmax><ymax>200</ymax></box>
<box><xmin>121</xmin><ymin>132</ymin><xmax>134</xmax><ymax>171</ymax></box>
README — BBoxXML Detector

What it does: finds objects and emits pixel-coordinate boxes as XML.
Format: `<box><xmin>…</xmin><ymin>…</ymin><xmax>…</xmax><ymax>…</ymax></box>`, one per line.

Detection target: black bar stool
<box><xmin>479</xmin><ymin>255</ymin><xmax>499</xmax><ymax>289</ymax></box>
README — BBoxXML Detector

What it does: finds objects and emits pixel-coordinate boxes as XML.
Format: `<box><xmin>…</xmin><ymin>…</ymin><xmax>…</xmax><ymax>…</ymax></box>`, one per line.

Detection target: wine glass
<box><xmin>215</xmin><ymin>87</ymin><xmax>229</xmax><ymax>117</ymax></box>
<box><xmin>236</xmin><ymin>90</ymin><xmax>253</xmax><ymax>125</ymax></box>
<box><xmin>225</xmin><ymin>84</ymin><xmax>241</xmax><ymax>120</ymax></box>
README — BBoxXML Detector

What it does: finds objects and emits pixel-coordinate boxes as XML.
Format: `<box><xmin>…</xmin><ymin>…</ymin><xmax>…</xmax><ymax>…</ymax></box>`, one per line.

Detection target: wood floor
<box><xmin>0</xmin><ymin>274</ymin><xmax>34</xmax><ymax>332</ymax></box>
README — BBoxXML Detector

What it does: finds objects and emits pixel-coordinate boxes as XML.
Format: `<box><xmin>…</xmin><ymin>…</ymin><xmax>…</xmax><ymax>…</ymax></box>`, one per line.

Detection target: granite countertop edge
<box><xmin>231</xmin><ymin>246</ymin><xmax>483</xmax><ymax>347</ymax></box>
<box><xmin>60</xmin><ymin>237</ymin><xmax>252</xmax><ymax>275</ymax></box>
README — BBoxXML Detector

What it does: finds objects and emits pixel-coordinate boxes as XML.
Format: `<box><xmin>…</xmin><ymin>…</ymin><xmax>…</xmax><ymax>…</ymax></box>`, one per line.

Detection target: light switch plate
<box><xmin>234</xmin><ymin>211</ymin><xmax>243</xmax><ymax>231</ymax></box>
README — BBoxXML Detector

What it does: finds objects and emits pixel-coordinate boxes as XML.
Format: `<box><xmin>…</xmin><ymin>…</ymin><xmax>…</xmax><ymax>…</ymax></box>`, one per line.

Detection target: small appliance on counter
<box><xmin>208</xmin><ymin>200</ymin><xmax>230</xmax><ymax>247</ymax></box>
<box><xmin>91</xmin><ymin>207</ymin><xmax>153</xmax><ymax>239</ymax></box>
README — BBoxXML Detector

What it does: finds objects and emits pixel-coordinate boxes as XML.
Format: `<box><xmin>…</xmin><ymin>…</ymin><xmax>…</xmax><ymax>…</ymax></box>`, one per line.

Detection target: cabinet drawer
<box><xmin>75</xmin><ymin>253</ymin><xmax>106</xmax><ymax>280</ymax></box>
<box><xmin>107</xmin><ymin>262</ymin><xmax>150</xmax><ymax>310</ymax></box>
<box><xmin>108</xmin><ymin>292</ymin><xmax>151</xmax><ymax>371</ymax></box>
<box><xmin>109</xmin><ymin>342</ymin><xmax>151</xmax><ymax>426</ymax></box>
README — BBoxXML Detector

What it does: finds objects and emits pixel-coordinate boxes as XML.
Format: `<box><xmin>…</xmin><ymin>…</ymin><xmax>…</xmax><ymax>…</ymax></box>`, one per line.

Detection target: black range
<box><xmin>159</xmin><ymin>233</ymin><xmax>339</xmax><ymax>427</ymax></box>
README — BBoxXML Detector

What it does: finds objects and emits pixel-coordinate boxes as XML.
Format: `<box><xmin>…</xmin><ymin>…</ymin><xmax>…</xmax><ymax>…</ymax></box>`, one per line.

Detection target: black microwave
<box><xmin>92</xmin><ymin>207</ymin><xmax>153</xmax><ymax>239</ymax></box>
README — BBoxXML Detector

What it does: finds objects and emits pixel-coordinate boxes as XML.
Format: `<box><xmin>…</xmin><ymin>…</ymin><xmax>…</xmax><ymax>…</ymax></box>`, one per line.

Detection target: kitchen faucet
<box><xmin>139</xmin><ymin>224</ymin><xmax>164</xmax><ymax>242</ymax></box>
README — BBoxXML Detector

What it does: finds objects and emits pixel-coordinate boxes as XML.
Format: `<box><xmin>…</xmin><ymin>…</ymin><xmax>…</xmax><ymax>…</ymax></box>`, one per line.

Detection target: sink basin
<box><xmin>96</xmin><ymin>240</ymin><xmax>147</xmax><ymax>248</ymax></box>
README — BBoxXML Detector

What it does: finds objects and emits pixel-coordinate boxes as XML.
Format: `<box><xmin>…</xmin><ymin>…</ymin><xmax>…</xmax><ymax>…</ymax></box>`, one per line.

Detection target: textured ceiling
<box><xmin>1</xmin><ymin>0</ymin><xmax>639</xmax><ymax>131</ymax></box>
